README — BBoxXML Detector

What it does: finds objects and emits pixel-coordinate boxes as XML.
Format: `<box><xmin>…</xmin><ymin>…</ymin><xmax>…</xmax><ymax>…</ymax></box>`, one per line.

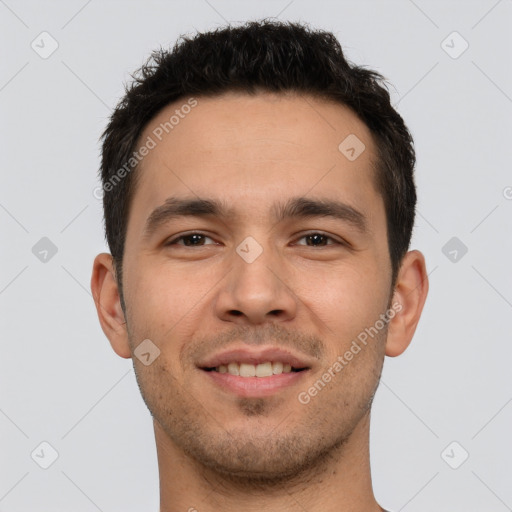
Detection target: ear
<box><xmin>385</xmin><ymin>250</ymin><xmax>429</xmax><ymax>357</ymax></box>
<box><xmin>90</xmin><ymin>253</ymin><xmax>131</xmax><ymax>359</ymax></box>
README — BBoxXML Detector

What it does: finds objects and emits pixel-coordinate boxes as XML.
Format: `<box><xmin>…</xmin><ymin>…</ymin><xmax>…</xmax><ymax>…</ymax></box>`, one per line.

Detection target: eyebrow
<box><xmin>142</xmin><ymin>195</ymin><xmax>369</xmax><ymax>240</ymax></box>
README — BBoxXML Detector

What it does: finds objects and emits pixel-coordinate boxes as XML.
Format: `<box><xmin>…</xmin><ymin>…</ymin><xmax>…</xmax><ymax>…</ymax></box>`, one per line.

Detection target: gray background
<box><xmin>1</xmin><ymin>0</ymin><xmax>511</xmax><ymax>510</ymax></box>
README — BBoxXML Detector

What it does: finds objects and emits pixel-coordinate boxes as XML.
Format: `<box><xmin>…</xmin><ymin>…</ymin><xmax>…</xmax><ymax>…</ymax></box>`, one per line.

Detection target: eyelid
<box><xmin>293</xmin><ymin>230</ymin><xmax>345</xmax><ymax>246</ymax></box>
<box><xmin>165</xmin><ymin>230</ymin><xmax>346</xmax><ymax>247</ymax></box>
<box><xmin>165</xmin><ymin>231</ymin><xmax>217</xmax><ymax>246</ymax></box>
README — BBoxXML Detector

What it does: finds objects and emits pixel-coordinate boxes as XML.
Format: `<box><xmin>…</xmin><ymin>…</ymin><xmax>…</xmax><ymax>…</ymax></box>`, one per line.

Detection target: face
<box><xmin>119</xmin><ymin>91</ymin><xmax>394</xmax><ymax>479</ymax></box>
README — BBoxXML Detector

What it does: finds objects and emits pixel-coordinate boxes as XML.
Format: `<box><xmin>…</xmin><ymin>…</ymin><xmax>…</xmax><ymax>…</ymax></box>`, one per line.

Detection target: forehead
<box><xmin>128</xmin><ymin>91</ymin><xmax>382</xmax><ymax>232</ymax></box>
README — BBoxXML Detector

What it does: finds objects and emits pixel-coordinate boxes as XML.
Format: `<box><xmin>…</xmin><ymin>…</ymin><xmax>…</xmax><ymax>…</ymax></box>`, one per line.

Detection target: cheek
<box><xmin>296</xmin><ymin>262</ymin><xmax>388</xmax><ymax>339</ymax></box>
<box><xmin>125</xmin><ymin>260</ymin><xmax>224</xmax><ymax>372</ymax></box>
<box><xmin>129</xmin><ymin>261</ymin><xmax>205</xmax><ymax>316</ymax></box>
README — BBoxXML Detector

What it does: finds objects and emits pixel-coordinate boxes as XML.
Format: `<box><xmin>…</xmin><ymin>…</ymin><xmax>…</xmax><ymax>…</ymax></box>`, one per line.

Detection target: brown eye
<box><xmin>295</xmin><ymin>232</ymin><xmax>342</xmax><ymax>247</ymax></box>
<box><xmin>166</xmin><ymin>233</ymin><xmax>216</xmax><ymax>247</ymax></box>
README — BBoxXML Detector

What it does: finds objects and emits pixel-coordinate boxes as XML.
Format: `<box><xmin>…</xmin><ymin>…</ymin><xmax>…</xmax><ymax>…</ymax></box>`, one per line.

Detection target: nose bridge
<box><xmin>236</xmin><ymin>236</ymin><xmax>280</xmax><ymax>292</ymax></box>
<box><xmin>215</xmin><ymin>233</ymin><xmax>297</xmax><ymax>323</ymax></box>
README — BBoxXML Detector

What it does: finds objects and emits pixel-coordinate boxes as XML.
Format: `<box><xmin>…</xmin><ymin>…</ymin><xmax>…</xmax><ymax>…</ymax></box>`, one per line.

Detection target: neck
<box><xmin>155</xmin><ymin>411</ymin><xmax>384</xmax><ymax>512</ymax></box>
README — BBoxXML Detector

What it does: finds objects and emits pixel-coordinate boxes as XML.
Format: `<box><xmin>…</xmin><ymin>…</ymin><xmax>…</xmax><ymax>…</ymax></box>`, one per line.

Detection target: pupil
<box><xmin>185</xmin><ymin>234</ymin><xmax>203</xmax><ymax>246</ymax></box>
<box><xmin>308</xmin><ymin>234</ymin><xmax>325</xmax><ymax>246</ymax></box>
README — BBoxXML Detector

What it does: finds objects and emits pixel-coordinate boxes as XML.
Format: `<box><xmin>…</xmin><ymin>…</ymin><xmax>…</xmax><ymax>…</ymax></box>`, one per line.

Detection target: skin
<box><xmin>91</xmin><ymin>91</ymin><xmax>428</xmax><ymax>512</ymax></box>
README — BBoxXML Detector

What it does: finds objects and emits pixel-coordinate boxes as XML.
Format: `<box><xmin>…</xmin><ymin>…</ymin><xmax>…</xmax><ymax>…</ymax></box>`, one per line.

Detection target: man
<box><xmin>91</xmin><ymin>19</ymin><xmax>428</xmax><ymax>512</ymax></box>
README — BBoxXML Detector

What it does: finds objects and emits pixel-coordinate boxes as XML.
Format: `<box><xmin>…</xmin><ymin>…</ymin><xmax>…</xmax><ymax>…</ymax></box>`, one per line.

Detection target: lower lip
<box><xmin>201</xmin><ymin>369</ymin><xmax>309</xmax><ymax>398</ymax></box>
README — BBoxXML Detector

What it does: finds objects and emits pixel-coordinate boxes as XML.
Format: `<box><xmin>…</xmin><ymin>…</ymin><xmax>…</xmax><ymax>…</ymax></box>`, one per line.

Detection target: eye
<box><xmin>294</xmin><ymin>232</ymin><xmax>343</xmax><ymax>247</ymax></box>
<box><xmin>165</xmin><ymin>231</ymin><xmax>345</xmax><ymax>248</ymax></box>
<box><xmin>165</xmin><ymin>232</ymin><xmax>216</xmax><ymax>247</ymax></box>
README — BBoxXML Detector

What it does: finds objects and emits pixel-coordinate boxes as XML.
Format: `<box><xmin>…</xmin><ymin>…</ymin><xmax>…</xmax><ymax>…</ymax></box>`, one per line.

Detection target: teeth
<box><xmin>240</xmin><ymin>363</ymin><xmax>256</xmax><ymax>377</ymax></box>
<box><xmin>227</xmin><ymin>362</ymin><xmax>239</xmax><ymax>376</ymax></box>
<box><xmin>215</xmin><ymin>361</ymin><xmax>296</xmax><ymax>377</ymax></box>
<box><xmin>256</xmin><ymin>362</ymin><xmax>273</xmax><ymax>377</ymax></box>
<box><xmin>272</xmin><ymin>361</ymin><xmax>283</xmax><ymax>374</ymax></box>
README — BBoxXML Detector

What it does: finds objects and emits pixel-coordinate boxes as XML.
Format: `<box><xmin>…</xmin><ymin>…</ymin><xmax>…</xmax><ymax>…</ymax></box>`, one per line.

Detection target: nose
<box><xmin>214</xmin><ymin>242</ymin><xmax>298</xmax><ymax>325</ymax></box>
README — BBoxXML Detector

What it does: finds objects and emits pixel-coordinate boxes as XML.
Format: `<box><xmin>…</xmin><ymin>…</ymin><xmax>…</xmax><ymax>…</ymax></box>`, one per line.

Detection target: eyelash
<box><xmin>165</xmin><ymin>231</ymin><xmax>344</xmax><ymax>248</ymax></box>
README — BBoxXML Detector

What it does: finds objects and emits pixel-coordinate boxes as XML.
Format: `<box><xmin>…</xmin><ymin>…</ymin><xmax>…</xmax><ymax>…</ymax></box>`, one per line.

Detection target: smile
<box><xmin>204</xmin><ymin>361</ymin><xmax>307</xmax><ymax>377</ymax></box>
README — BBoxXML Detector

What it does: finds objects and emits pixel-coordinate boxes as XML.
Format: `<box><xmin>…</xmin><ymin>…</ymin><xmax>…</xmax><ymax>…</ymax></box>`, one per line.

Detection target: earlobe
<box><xmin>385</xmin><ymin>250</ymin><xmax>429</xmax><ymax>357</ymax></box>
<box><xmin>90</xmin><ymin>253</ymin><xmax>132</xmax><ymax>359</ymax></box>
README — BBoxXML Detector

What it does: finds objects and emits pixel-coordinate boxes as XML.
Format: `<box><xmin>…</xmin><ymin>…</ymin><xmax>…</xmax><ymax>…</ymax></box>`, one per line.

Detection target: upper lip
<box><xmin>197</xmin><ymin>346</ymin><xmax>314</xmax><ymax>370</ymax></box>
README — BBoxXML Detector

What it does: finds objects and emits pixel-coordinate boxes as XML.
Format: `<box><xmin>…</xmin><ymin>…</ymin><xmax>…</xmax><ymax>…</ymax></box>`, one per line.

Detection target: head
<box><xmin>92</xmin><ymin>19</ymin><xmax>427</xmax><ymax>483</ymax></box>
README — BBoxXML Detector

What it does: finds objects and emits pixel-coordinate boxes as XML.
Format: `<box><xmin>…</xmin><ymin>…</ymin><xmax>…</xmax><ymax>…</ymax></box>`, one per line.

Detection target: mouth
<box><xmin>202</xmin><ymin>361</ymin><xmax>309</xmax><ymax>377</ymax></box>
<box><xmin>197</xmin><ymin>347</ymin><xmax>313</xmax><ymax>397</ymax></box>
